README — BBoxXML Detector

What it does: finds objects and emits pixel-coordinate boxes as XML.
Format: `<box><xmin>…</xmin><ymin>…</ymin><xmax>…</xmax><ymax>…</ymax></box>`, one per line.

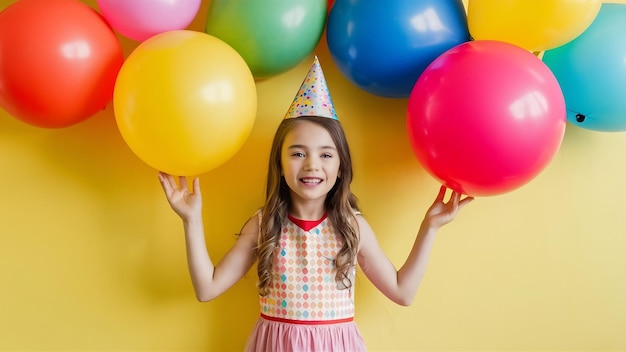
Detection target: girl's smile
<box><xmin>300</xmin><ymin>177</ymin><xmax>323</xmax><ymax>185</ymax></box>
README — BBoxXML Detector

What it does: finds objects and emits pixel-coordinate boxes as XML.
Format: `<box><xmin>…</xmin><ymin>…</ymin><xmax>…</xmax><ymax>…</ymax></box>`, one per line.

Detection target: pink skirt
<box><xmin>244</xmin><ymin>315</ymin><xmax>367</xmax><ymax>352</ymax></box>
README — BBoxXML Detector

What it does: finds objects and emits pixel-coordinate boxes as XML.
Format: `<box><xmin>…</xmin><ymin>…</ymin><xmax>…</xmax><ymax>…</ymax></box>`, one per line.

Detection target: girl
<box><xmin>157</xmin><ymin>58</ymin><xmax>473</xmax><ymax>351</ymax></box>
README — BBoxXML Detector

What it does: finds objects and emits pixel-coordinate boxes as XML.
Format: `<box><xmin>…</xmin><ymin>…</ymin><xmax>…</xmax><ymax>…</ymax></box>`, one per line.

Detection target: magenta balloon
<box><xmin>97</xmin><ymin>0</ymin><xmax>201</xmax><ymax>42</ymax></box>
<box><xmin>406</xmin><ymin>40</ymin><xmax>566</xmax><ymax>197</ymax></box>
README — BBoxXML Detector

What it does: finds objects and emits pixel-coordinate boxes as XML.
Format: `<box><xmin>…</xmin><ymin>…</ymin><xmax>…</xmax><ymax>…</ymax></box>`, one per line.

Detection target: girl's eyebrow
<box><xmin>287</xmin><ymin>144</ymin><xmax>337</xmax><ymax>151</ymax></box>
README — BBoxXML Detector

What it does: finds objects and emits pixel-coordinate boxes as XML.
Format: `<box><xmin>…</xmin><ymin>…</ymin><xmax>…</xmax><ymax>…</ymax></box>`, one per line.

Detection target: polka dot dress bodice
<box><xmin>259</xmin><ymin>215</ymin><xmax>355</xmax><ymax>322</ymax></box>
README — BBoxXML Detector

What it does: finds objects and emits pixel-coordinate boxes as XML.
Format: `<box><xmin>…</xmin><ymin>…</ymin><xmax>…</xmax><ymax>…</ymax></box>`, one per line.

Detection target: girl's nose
<box><xmin>304</xmin><ymin>157</ymin><xmax>320</xmax><ymax>171</ymax></box>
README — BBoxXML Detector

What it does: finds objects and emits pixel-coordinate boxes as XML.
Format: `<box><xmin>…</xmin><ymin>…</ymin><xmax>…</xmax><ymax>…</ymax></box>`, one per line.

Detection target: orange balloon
<box><xmin>0</xmin><ymin>0</ymin><xmax>123</xmax><ymax>128</ymax></box>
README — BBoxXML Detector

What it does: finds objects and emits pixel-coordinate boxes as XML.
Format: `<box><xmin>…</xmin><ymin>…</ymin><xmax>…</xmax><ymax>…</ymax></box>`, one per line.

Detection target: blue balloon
<box><xmin>326</xmin><ymin>0</ymin><xmax>470</xmax><ymax>98</ymax></box>
<box><xmin>542</xmin><ymin>3</ymin><xmax>626</xmax><ymax>132</ymax></box>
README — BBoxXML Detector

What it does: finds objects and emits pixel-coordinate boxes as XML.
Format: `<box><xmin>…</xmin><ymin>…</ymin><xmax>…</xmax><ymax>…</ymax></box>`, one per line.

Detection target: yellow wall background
<box><xmin>1</xmin><ymin>0</ymin><xmax>625</xmax><ymax>351</ymax></box>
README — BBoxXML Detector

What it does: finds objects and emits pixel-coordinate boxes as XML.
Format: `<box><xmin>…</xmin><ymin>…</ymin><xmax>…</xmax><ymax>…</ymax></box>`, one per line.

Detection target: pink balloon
<box><xmin>406</xmin><ymin>40</ymin><xmax>566</xmax><ymax>197</ymax></box>
<box><xmin>96</xmin><ymin>0</ymin><xmax>201</xmax><ymax>42</ymax></box>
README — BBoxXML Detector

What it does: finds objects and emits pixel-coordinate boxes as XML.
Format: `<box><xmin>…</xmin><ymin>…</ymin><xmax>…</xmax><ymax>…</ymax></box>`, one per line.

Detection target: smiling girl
<box><xmin>158</xmin><ymin>57</ymin><xmax>473</xmax><ymax>351</ymax></box>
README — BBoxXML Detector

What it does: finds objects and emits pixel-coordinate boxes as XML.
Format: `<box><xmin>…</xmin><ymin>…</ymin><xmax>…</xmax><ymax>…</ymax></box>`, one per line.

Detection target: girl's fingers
<box><xmin>450</xmin><ymin>192</ymin><xmax>460</xmax><ymax>207</ymax></box>
<box><xmin>192</xmin><ymin>177</ymin><xmax>201</xmax><ymax>195</ymax></box>
<box><xmin>168</xmin><ymin>175</ymin><xmax>180</xmax><ymax>191</ymax></box>
<box><xmin>436</xmin><ymin>185</ymin><xmax>447</xmax><ymax>202</ymax></box>
<box><xmin>158</xmin><ymin>172</ymin><xmax>173</xmax><ymax>192</ymax></box>
<box><xmin>179</xmin><ymin>176</ymin><xmax>188</xmax><ymax>192</ymax></box>
<box><xmin>459</xmin><ymin>196</ymin><xmax>475</xmax><ymax>208</ymax></box>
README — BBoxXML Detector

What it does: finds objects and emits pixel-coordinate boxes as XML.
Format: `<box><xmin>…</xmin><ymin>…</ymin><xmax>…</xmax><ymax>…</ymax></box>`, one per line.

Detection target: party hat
<box><xmin>284</xmin><ymin>56</ymin><xmax>338</xmax><ymax>120</ymax></box>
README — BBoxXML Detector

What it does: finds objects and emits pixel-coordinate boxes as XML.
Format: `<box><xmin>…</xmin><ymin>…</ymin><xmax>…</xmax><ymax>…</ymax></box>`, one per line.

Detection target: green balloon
<box><xmin>205</xmin><ymin>0</ymin><xmax>326</xmax><ymax>79</ymax></box>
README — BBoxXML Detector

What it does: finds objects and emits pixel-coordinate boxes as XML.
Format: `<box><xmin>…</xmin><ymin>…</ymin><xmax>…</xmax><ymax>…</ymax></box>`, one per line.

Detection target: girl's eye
<box><xmin>292</xmin><ymin>152</ymin><xmax>305</xmax><ymax>157</ymax></box>
<box><xmin>322</xmin><ymin>153</ymin><xmax>333</xmax><ymax>158</ymax></box>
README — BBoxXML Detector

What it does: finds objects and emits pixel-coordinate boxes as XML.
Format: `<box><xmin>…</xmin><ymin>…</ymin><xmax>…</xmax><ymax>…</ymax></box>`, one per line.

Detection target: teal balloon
<box><xmin>205</xmin><ymin>0</ymin><xmax>326</xmax><ymax>79</ymax></box>
<box><xmin>542</xmin><ymin>3</ymin><xmax>626</xmax><ymax>132</ymax></box>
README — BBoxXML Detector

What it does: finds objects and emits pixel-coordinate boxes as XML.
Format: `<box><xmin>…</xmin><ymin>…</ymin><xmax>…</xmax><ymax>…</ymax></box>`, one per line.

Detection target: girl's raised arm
<box><xmin>158</xmin><ymin>172</ymin><xmax>258</xmax><ymax>302</ymax></box>
<box><xmin>356</xmin><ymin>186</ymin><xmax>473</xmax><ymax>306</ymax></box>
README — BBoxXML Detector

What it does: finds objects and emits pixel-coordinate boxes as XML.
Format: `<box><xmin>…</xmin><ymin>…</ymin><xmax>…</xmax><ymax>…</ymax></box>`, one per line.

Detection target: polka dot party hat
<box><xmin>284</xmin><ymin>56</ymin><xmax>338</xmax><ymax>120</ymax></box>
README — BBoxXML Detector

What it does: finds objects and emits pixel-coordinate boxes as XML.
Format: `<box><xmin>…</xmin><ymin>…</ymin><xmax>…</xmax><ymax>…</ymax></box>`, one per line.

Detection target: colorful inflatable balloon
<box><xmin>407</xmin><ymin>40</ymin><xmax>566</xmax><ymax>197</ymax></box>
<box><xmin>96</xmin><ymin>0</ymin><xmax>201</xmax><ymax>42</ymax></box>
<box><xmin>0</xmin><ymin>0</ymin><xmax>123</xmax><ymax>128</ymax></box>
<box><xmin>114</xmin><ymin>31</ymin><xmax>257</xmax><ymax>176</ymax></box>
<box><xmin>205</xmin><ymin>0</ymin><xmax>326</xmax><ymax>79</ymax></box>
<box><xmin>327</xmin><ymin>0</ymin><xmax>470</xmax><ymax>98</ymax></box>
<box><xmin>468</xmin><ymin>0</ymin><xmax>601</xmax><ymax>51</ymax></box>
<box><xmin>543</xmin><ymin>3</ymin><xmax>626</xmax><ymax>132</ymax></box>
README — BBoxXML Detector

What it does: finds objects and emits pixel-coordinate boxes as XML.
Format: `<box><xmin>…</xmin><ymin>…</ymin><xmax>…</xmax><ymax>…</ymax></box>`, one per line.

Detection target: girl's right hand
<box><xmin>157</xmin><ymin>172</ymin><xmax>202</xmax><ymax>220</ymax></box>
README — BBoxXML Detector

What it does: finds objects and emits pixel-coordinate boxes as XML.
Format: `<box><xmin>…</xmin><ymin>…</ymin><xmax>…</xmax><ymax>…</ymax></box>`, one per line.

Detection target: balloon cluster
<box><xmin>396</xmin><ymin>0</ymin><xmax>623</xmax><ymax>197</ymax></box>
<box><xmin>1</xmin><ymin>0</ymin><xmax>624</xmax><ymax>191</ymax></box>
<box><xmin>0</xmin><ymin>0</ymin><xmax>328</xmax><ymax>176</ymax></box>
<box><xmin>324</xmin><ymin>0</ymin><xmax>624</xmax><ymax>196</ymax></box>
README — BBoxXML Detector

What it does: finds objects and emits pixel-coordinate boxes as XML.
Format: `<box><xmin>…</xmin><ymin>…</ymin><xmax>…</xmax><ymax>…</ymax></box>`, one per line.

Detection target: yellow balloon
<box><xmin>468</xmin><ymin>0</ymin><xmax>602</xmax><ymax>51</ymax></box>
<box><xmin>114</xmin><ymin>30</ymin><xmax>257</xmax><ymax>176</ymax></box>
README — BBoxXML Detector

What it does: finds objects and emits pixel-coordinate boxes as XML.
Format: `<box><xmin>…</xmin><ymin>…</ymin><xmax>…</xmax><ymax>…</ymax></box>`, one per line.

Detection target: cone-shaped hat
<box><xmin>284</xmin><ymin>56</ymin><xmax>338</xmax><ymax>120</ymax></box>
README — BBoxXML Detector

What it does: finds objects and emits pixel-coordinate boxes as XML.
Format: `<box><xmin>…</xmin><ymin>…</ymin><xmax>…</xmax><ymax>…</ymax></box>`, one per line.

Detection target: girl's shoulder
<box><xmin>239</xmin><ymin>209</ymin><xmax>262</xmax><ymax>237</ymax></box>
<box><xmin>255</xmin><ymin>208</ymin><xmax>263</xmax><ymax>223</ymax></box>
<box><xmin>352</xmin><ymin>209</ymin><xmax>371</xmax><ymax>227</ymax></box>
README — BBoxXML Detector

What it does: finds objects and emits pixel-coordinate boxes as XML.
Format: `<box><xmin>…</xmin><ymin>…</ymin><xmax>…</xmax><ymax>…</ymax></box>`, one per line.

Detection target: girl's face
<box><xmin>281</xmin><ymin>120</ymin><xmax>340</xmax><ymax>208</ymax></box>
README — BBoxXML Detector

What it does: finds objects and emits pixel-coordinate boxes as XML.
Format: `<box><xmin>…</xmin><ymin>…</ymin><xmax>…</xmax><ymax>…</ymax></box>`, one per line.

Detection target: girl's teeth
<box><xmin>302</xmin><ymin>178</ymin><xmax>321</xmax><ymax>184</ymax></box>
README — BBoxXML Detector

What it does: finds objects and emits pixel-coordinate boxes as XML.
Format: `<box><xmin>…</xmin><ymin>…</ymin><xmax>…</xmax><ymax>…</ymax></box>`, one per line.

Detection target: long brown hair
<box><xmin>256</xmin><ymin>116</ymin><xmax>359</xmax><ymax>296</ymax></box>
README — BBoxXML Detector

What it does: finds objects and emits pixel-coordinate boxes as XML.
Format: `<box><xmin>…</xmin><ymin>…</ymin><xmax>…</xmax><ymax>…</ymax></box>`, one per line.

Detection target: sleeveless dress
<box><xmin>244</xmin><ymin>212</ymin><xmax>366</xmax><ymax>352</ymax></box>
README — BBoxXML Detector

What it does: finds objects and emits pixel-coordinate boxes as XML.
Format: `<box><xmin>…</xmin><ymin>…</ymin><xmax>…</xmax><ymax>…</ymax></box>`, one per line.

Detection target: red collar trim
<box><xmin>288</xmin><ymin>213</ymin><xmax>328</xmax><ymax>231</ymax></box>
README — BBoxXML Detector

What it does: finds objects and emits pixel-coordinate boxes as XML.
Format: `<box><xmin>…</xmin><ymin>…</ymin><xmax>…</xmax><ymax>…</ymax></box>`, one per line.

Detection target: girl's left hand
<box><xmin>424</xmin><ymin>185</ymin><xmax>474</xmax><ymax>229</ymax></box>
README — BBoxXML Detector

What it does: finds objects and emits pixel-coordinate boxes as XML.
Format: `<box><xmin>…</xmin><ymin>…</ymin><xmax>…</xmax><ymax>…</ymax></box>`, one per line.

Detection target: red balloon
<box><xmin>0</xmin><ymin>0</ymin><xmax>123</xmax><ymax>128</ymax></box>
<box><xmin>406</xmin><ymin>40</ymin><xmax>566</xmax><ymax>197</ymax></box>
